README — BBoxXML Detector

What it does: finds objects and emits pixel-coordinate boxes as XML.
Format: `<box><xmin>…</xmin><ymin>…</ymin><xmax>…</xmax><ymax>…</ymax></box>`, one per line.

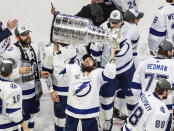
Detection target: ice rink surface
<box><xmin>0</xmin><ymin>0</ymin><xmax>167</xmax><ymax>130</ymax></box>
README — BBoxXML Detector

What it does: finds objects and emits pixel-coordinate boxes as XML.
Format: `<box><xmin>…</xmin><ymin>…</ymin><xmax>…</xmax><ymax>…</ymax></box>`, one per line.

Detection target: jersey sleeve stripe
<box><xmin>90</xmin><ymin>49</ymin><xmax>103</xmax><ymax>57</ymax></box>
<box><xmin>149</xmin><ymin>28</ymin><xmax>166</xmax><ymax>37</ymax></box>
<box><xmin>102</xmin><ymin>71</ymin><xmax>113</xmax><ymax>81</ymax></box>
<box><xmin>131</xmin><ymin>82</ymin><xmax>142</xmax><ymax>90</ymax></box>
<box><xmin>53</xmin><ymin>85</ymin><xmax>69</xmax><ymax>92</ymax></box>
<box><xmin>22</xmin><ymin>88</ymin><xmax>35</xmax><ymax>95</ymax></box>
<box><xmin>166</xmin><ymin>104</ymin><xmax>173</xmax><ymax>110</ymax></box>
<box><xmin>0</xmin><ymin>122</ymin><xmax>18</xmax><ymax>129</ymax></box>
<box><xmin>6</xmin><ymin>108</ymin><xmax>21</xmax><ymax>114</ymax></box>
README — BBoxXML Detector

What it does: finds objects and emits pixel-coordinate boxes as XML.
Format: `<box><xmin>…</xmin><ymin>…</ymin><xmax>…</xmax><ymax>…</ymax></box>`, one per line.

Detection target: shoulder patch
<box><xmin>7</xmin><ymin>46</ymin><xmax>14</xmax><ymax>52</ymax></box>
<box><xmin>10</xmin><ymin>83</ymin><xmax>17</xmax><ymax>89</ymax></box>
<box><xmin>45</xmin><ymin>43</ymin><xmax>52</xmax><ymax>47</ymax></box>
<box><xmin>160</xmin><ymin>106</ymin><xmax>165</xmax><ymax>113</ymax></box>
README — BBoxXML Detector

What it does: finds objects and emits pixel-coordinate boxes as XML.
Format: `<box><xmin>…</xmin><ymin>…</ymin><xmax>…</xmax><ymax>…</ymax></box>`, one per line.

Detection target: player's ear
<box><xmin>167</xmin><ymin>50</ymin><xmax>172</xmax><ymax>57</ymax></box>
<box><xmin>15</xmin><ymin>36</ymin><xmax>20</xmax><ymax>41</ymax></box>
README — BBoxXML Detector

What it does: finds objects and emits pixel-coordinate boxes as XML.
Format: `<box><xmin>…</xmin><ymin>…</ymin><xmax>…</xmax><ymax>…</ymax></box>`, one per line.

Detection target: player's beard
<box><xmin>81</xmin><ymin>64</ymin><xmax>94</xmax><ymax>73</ymax></box>
<box><xmin>162</xmin><ymin>94</ymin><xmax>168</xmax><ymax>99</ymax></box>
<box><xmin>19</xmin><ymin>37</ymin><xmax>31</xmax><ymax>47</ymax></box>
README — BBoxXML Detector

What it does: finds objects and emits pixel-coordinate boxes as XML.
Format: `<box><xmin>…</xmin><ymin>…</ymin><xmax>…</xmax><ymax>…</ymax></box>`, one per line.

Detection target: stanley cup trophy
<box><xmin>50</xmin><ymin>12</ymin><xmax>120</xmax><ymax>46</ymax></box>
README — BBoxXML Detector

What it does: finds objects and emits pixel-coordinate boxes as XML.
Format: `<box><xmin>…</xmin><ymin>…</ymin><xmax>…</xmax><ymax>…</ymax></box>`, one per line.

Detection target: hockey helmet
<box><xmin>0</xmin><ymin>58</ymin><xmax>15</xmax><ymax>76</ymax></box>
<box><xmin>156</xmin><ymin>79</ymin><xmax>174</xmax><ymax>90</ymax></box>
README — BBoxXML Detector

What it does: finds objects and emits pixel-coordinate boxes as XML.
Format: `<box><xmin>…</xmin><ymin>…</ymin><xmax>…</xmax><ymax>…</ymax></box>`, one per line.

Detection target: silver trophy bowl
<box><xmin>50</xmin><ymin>13</ymin><xmax>119</xmax><ymax>46</ymax></box>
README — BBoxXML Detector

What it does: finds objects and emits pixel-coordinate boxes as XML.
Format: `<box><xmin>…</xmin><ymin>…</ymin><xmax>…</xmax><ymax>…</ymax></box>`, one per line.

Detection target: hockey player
<box><xmin>148</xmin><ymin>0</ymin><xmax>174</xmax><ymax>56</ymax></box>
<box><xmin>59</xmin><ymin>46</ymin><xmax>118</xmax><ymax>131</ymax></box>
<box><xmin>3</xmin><ymin>25</ymin><xmax>46</xmax><ymax>130</ymax></box>
<box><xmin>123</xmin><ymin>9</ymin><xmax>144</xmax><ymax>68</ymax></box>
<box><xmin>90</xmin><ymin>8</ymin><xmax>144</xmax><ymax>68</ymax></box>
<box><xmin>0</xmin><ymin>19</ymin><xmax>18</xmax><ymax>61</ymax></box>
<box><xmin>89</xmin><ymin>9</ymin><xmax>143</xmax><ymax>131</ymax></box>
<box><xmin>42</xmin><ymin>42</ymin><xmax>87</xmax><ymax>131</ymax></box>
<box><xmin>131</xmin><ymin>39</ymin><xmax>174</xmax><ymax>130</ymax></box>
<box><xmin>122</xmin><ymin>79</ymin><xmax>173</xmax><ymax>131</ymax></box>
<box><xmin>0</xmin><ymin>59</ymin><xmax>29</xmax><ymax>131</ymax></box>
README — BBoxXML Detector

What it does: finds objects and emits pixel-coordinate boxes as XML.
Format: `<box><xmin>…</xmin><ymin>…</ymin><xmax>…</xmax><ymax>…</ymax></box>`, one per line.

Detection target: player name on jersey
<box><xmin>147</xmin><ymin>64</ymin><xmax>168</xmax><ymax>72</ymax></box>
<box><xmin>140</xmin><ymin>93</ymin><xmax>152</xmax><ymax>111</ymax></box>
<box><xmin>168</xmin><ymin>13</ymin><xmax>174</xmax><ymax>20</ymax></box>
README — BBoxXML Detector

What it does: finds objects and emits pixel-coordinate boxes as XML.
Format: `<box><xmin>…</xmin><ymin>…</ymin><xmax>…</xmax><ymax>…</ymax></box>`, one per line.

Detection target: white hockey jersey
<box><xmin>123</xmin><ymin>92</ymin><xmax>171</xmax><ymax>131</ymax></box>
<box><xmin>90</xmin><ymin>22</ymin><xmax>134</xmax><ymax>74</ymax></box>
<box><xmin>113</xmin><ymin>0</ymin><xmax>138</xmax><ymax>12</ymax></box>
<box><xmin>148</xmin><ymin>3</ymin><xmax>174</xmax><ymax>52</ymax></box>
<box><xmin>132</xmin><ymin>57</ymin><xmax>174</xmax><ymax>113</ymax></box>
<box><xmin>3</xmin><ymin>42</ymin><xmax>42</xmax><ymax>100</ymax></box>
<box><xmin>0</xmin><ymin>78</ymin><xmax>23</xmax><ymax>131</ymax></box>
<box><xmin>42</xmin><ymin>43</ymin><xmax>87</xmax><ymax>96</ymax></box>
<box><xmin>54</xmin><ymin>50</ymin><xmax>116</xmax><ymax>118</ymax></box>
<box><xmin>122</xmin><ymin>21</ymin><xmax>140</xmax><ymax>68</ymax></box>
<box><xmin>0</xmin><ymin>25</ymin><xmax>10</xmax><ymax>61</ymax></box>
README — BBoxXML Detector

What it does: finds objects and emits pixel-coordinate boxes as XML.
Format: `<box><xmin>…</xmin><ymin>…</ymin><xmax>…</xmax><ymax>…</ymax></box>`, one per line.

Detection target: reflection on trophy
<box><xmin>50</xmin><ymin>13</ymin><xmax>119</xmax><ymax>46</ymax></box>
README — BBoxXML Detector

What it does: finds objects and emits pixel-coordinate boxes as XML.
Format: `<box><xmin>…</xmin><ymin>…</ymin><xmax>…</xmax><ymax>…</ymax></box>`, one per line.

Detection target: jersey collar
<box><xmin>154</xmin><ymin>56</ymin><xmax>167</xmax><ymax>59</ymax></box>
<box><xmin>153</xmin><ymin>93</ymin><xmax>162</xmax><ymax>101</ymax></box>
<box><xmin>0</xmin><ymin>76</ymin><xmax>11</xmax><ymax>82</ymax></box>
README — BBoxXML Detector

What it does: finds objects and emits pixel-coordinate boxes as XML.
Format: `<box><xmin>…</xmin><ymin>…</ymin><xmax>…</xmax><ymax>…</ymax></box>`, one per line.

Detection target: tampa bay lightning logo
<box><xmin>10</xmin><ymin>83</ymin><xmax>17</xmax><ymax>89</ymax></box>
<box><xmin>160</xmin><ymin>106</ymin><xmax>165</xmax><ymax>113</ymax></box>
<box><xmin>115</xmin><ymin>39</ymin><xmax>129</xmax><ymax>57</ymax></box>
<box><xmin>73</xmin><ymin>81</ymin><xmax>92</xmax><ymax>97</ymax></box>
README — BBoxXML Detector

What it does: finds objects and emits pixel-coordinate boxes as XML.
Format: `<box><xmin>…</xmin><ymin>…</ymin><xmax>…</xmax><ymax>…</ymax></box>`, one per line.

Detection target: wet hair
<box><xmin>157</xmin><ymin>46</ymin><xmax>172</xmax><ymax>58</ymax></box>
<box><xmin>155</xmin><ymin>85</ymin><xmax>168</xmax><ymax>95</ymax></box>
<box><xmin>81</xmin><ymin>54</ymin><xmax>98</xmax><ymax>72</ymax></box>
<box><xmin>82</xmin><ymin>54</ymin><xmax>97</xmax><ymax>67</ymax></box>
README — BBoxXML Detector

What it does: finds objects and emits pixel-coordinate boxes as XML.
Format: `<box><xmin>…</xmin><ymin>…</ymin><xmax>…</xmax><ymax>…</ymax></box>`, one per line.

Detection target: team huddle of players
<box><xmin>0</xmin><ymin>0</ymin><xmax>174</xmax><ymax>131</ymax></box>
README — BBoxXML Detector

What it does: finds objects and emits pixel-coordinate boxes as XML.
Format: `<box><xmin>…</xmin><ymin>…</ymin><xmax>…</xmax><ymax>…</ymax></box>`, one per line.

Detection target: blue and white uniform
<box><xmin>123</xmin><ymin>21</ymin><xmax>140</xmax><ymax>68</ymax></box>
<box><xmin>0</xmin><ymin>25</ymin><xmax>12</xmax><ymax>61</ymax></box>
<box><xmin>65</xmin><ymin>63</ymin><xmax>116</xmax><ymax>118</ymax></box>
<box><xmin>131</xmin><ymin>57</ymin><xmax>174</xmax><ymax>130</ymax></box>
<box><xmin>3</xmin><ymin>42</ymin><xmax>42</xmax><ymax>129</ymax></box>
<box><xmin>3</xmin><ymin>42</ymin><xmax>41</xmax><ymax>100</ymax></box>
<box><xmin>148</xmin><ymin>3</ymin><xmax>174</xmax><ymax>53</ymax></box>
<box><xmin>0</xmin><ymin>78</ymin><xmax>23</xmax><ymax>131</ymax></box>
<box><xmin>90</xmin><ymin>21</ymin><xmax>135</xmax><ymax>120</ymax></box>
<box><xmin>122</xmin><ymin>92</ymin><xmax>171</xmax><ymax>131</ymax></box>
<box><xmin>42</xmin><ymin>43</ymin><xmax>86</xmax><ymax>131</ymax></box>
<box><xmin>54</xmin><ymin>50</ymin><xmax>116</xmax><ymax>130</ymax></box>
